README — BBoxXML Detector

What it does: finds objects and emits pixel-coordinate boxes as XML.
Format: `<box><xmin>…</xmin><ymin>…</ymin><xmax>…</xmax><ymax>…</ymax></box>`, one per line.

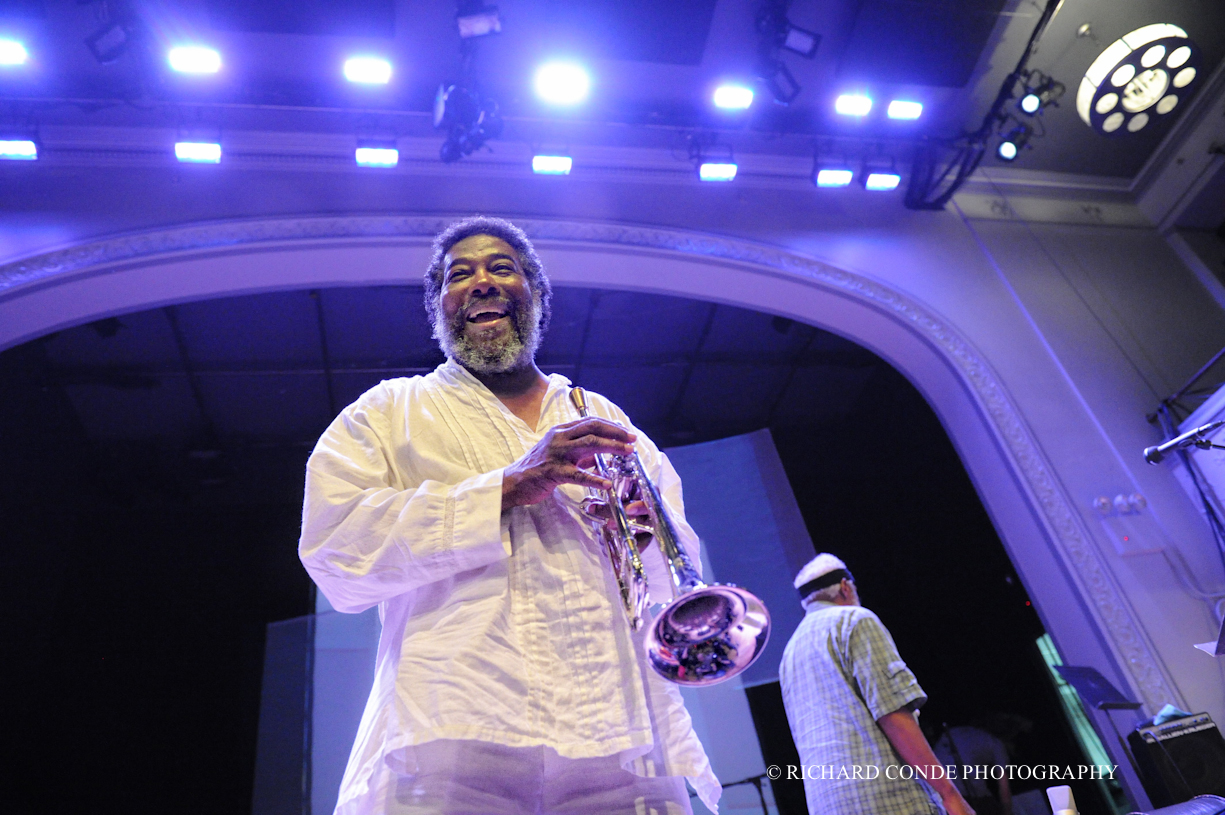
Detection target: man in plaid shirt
<box><xmin>780</xmin><ymin>554</ymin><xmax>974</xmax><ymax>815</ymax></box>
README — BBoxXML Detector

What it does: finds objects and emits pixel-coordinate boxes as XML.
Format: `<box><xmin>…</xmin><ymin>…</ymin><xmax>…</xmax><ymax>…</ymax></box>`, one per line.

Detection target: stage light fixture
<box><xmin>168</xmin><ymin>46</ymin><xmax>221</xmax><ymax>74</ymax></box>
<box><xmin>713</xmin><ymin>84</ymin><xmax>754</xmax><ymax>110</ymax></box>
<box><xmin>85</xmin><ymin>19</ymin><xmax>134</xmax><ymax>64</ymax></box>
<box><xmin>175</xmin><ymin>142</ymin><xmax>221</xmax><ymax>164</ymax></box>
<box><xmin>534</xmin><ymin>62</ymin><xmax>589</xmax><ymax>105</ymax></box>
<box><xmin>344</xmin><ymin>56</ymin><xmax>392</xmax><ymax>85</ymax></box>
<box><xmin>1016</xmin><ymin>70</ymin><xmax>1064</xmax><ymax>116</ymax></box>
<box><xmin>457</xmin><ymin>5</ymin><xmax>501</xmax><ymax>38</ymax></box>
<box><xmin>864</xmin><ymin>171</ymin><xmax>901</xmax><ymax>191</ymax></box>
<box><xmin>815</xmin><ymin>168</ymin><xmax>853</xmax><ymax>187</ymax></box>
<box><xmin>782</xmin><ymin>24</ymin><xmax>820</xmax><ymax>58</ymax></box>
<box><xmin>1077</xmin><ymin>24</ymin><xmax>1200</xmax><ymax>135</ymax></box>
<box><xmin>698</xmin><ymin>162</ymin><xmax>738</xmax><ymax>182</ymax></box>
<box><xmin>996</xmin><ymin>123</ymin><xmax>1032</xmax><ymax>161</ymax></box>
<box><xmin>760</xmin><ymin>60</ymin><xmax>801</xmax><ymax>105</ymax></box>
<box><xmin>532</xmin><ymin>155</ymin><xmax>572</xmax><ymax>175</ymax></box>
<box><xmin>688</xmin><ymin>133</ymin><xmax>736</xmax><ymax>181</ymax></box>
<box><xmin>835</xmin><ymin>94</ymin><xmax>872</xmax><ymax>116</ymax></box>
<box><xmin>435</xmin><ymin>83</ymin><xmax>503</xmax><ymax>163</ymax></box>
<box><xmin>0</xmin><ymin>139</ymin><xmax>37</xmax><ymax>160</ymax></box>
<box><xmin>0</xmin><ymin>39</ymin><xmax>28</xmax><ymax>66</ymax></box>
<box><xmin>355</xmin><ymin>144</ymin><xmax>399</xmax><ymax>167</ymax></box>
<box><xmin>756</xmin><ymin>5</ymin><xmax>821</xmax><ymax>59</ymax></box>
<box><xmin>887</xmin><ymin>100</ymin><xmax>923</xmax><ymax>120</ymax></box>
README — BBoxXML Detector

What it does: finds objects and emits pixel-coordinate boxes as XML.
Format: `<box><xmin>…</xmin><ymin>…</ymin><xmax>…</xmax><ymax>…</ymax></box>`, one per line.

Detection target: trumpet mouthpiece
<box><xmin>569</xmin><ymin>387</ymin><xmax>590</xmax><ymax>416</ymax></box>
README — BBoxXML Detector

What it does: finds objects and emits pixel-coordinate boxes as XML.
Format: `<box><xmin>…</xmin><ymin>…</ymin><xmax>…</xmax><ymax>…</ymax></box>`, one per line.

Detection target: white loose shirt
<box><xmin>299</xmin><ymin>360</ymin><xmax>720</xmax><ymax>814</ymax></box>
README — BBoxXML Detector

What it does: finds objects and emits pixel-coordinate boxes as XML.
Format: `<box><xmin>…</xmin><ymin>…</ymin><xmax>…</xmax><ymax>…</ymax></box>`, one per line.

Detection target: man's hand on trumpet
<box><xmin>501</xmin><ymin>417</ymin><xmax>636</xmax><ymax>511</ymax></box>
<box><xmin>579</xmin><ymin>488</ymin><xmax>656</xmax><ymax>553</ymax></box>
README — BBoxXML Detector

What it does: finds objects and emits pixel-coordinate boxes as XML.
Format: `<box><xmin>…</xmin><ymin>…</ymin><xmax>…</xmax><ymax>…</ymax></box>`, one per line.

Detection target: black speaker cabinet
<box><xmin>1128</xmin><ymin>713</ymin><xmax>1225</xmax><ymax>808</ymax></box>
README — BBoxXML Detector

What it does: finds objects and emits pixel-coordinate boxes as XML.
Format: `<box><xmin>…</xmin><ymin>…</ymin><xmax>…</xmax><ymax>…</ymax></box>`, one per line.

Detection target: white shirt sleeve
<box><xmin>298</xmin><ymin>385</ymin><xmax>508</xmax><ymax>614</ymax></box>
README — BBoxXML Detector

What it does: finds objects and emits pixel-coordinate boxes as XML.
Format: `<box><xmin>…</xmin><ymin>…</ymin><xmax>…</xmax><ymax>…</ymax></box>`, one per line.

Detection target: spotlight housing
<box><xmin>355</xmin><ymin>144</ymin><xmax>399</xmax><ymax>167</ymax></box>
<box><xmin>344</xmin><ymin>56</ymin><xmax>392</xmax><ymax>85</ymax></box>
<box><xmin>168</xmin><ymin>46</ymin><xmax>221</xmax><ymax>74</ymax></box>
<box><xmin>1016</xmin><ymin>70</ymin><xmax>1064</xmax><ymax>116</ymax></box>
<box><xmin>887</xmin><ymin>100</ymin><xmax>923</xmax><ymax>120</ymax></box>
<box><xmin>435</xmin><ymin>83</ymin><xmax>503</xmax><ymax>163</ymax></box>
<box><xmin>996</xmin><ymin>123</ymin><xmax>1032</xmax><ymax>161</ymax></box>
<box><xmin>534</xmin><ymin>62</ymin><xmax>590</xmax><ymax>105</ymax></box>
<box><xmin>456</xmin><ymin>5</ymin><xmax>501</xmax><ymax>38</ymax></box>
<box><xmin>781</xmin><ymin>24</ymin><xmax>820</xmax><ymax>58</ymax></box>
<box><xmin>713</xmin><ymin>84</ymin><xmax>754</xmax><ymax>110</ymax></box>
<box><xmin>760</xmin><ymin>60</ymin><xmax>801</xmax><ymax>105</ymax></box>
<box><xmin>0</xmin><ymin>139</ymin><xmax>37</xmax><ymax>160</ymax></box>
<box><xmin>835</xmin><ymin>94</ymin><xmax>872</xmax><ymax>116</ymax></box>
<box><xmin>756</xmin><ymin>6</ymin><xmax>821</xmax><ymax>59</ymax></box>
<box><xmin>698</xmin><ymin>162</ymin><xmax>738</xmax><ymax>182</ymax></box>
<box><xmin>814</xmin><ymin>168</ymin><xmax>853</xmax><ymax>187</ymax></box>
<box><xmin>532</xmin><ymin>155</ymin><xmax>572</xmax><ymax>175</ymax></box>
<box><xmin>864</xmin><ymin>172</ymin><xmax>901</xmax><ymax>191</ymax></box>
<box><xmin>85</xmin><ymin>20</ymin><xmax>135</xmax><ymax>64</ymax></box>
<box><xmin>174</xmin><ymin>141</ymin><xmax>221</xmax><ymax>164</ymax></box>
<box><xmin>0</xmin><ymin>39</ymin><xmax>28</xmax><ymax>66</ymax></box>
<box><xmin>688</xmin><ymin>133</ymin><xmax>736</xmax><ymax>182</ymax></box>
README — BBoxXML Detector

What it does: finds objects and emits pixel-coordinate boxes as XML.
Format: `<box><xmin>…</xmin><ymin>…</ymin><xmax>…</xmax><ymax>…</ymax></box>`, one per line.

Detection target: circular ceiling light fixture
<box><xmin>1077</xmin><ymin>24</ymin><xmax>1201</xmax><ymax>136</ymax></box>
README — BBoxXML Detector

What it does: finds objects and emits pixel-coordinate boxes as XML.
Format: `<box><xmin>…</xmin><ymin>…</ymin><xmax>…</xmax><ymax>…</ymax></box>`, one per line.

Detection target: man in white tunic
<box><xmin>299</xmin><ymin>217</ymin><xmax>720</xmax><ymax>815</ymax></box>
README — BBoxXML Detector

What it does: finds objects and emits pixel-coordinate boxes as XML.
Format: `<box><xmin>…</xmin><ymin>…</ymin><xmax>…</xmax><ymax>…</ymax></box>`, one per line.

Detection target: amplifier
<box><xmin>1127</xmin><ymin>713</ymin><xmax>1225</xmax><ymax>808</ymax></box>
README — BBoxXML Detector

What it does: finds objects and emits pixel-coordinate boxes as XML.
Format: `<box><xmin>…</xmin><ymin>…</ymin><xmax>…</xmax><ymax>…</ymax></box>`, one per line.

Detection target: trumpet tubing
<box><xmin>568</xmin><ymin>387</ymin><xmax>771</xmax><ymax>687</ymax></box>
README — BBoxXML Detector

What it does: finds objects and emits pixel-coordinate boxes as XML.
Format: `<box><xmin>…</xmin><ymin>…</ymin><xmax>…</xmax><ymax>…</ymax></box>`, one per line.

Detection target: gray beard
<box><xmin>436</xmin><ymin>294</ymin><xmax>542</xmax><ymax>375</ymax></box>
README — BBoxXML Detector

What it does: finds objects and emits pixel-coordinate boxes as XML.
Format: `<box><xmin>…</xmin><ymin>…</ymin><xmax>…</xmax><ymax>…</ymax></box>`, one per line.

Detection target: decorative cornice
<box><xmin>0</xmin><ymin>214</ymin><xmax>1178</xmax><ymax>710</ymax></box>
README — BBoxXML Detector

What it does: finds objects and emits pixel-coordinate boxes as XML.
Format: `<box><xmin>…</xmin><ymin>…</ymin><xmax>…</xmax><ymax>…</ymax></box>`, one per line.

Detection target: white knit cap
<box><xmin>794</xmin><ymin>552</ymin><xmax>849</xmax><ymax>590</ymax></box>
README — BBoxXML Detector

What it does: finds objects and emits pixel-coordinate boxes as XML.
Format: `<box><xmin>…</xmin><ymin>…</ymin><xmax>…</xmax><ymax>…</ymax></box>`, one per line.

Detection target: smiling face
<box><xmin>435</xmin><ymin>233</ymin><xmax>542</xmax><ymax>374</ymax></box>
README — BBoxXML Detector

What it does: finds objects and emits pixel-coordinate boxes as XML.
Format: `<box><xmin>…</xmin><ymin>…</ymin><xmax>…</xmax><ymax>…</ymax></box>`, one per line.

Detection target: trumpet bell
<box><xmin>644</xmin><ymin>584</ymin><xmax>771</xmax><ymax>686</ymax></box>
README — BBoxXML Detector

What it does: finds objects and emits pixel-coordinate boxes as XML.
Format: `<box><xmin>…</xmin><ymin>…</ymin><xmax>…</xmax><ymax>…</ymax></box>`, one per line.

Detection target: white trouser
<box><xmin>387</xmin><ymin>740</ymin><xmax>694</xmax><ymax>815</ymax></box>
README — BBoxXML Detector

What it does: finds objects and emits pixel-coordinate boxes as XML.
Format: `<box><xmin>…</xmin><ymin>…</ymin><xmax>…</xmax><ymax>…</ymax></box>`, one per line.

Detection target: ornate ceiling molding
<box><xmin>0</xmin><ymin>214</ymin><xmax>1178</xmax><ymax>711</ymax></box>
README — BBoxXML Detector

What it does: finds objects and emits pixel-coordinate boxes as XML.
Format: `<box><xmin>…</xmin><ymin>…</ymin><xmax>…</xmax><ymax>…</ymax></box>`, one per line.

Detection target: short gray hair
<box><xmin>423</xmin><ymin>216</ymin><xmax>552</xmax><ymax>332</ymax></box>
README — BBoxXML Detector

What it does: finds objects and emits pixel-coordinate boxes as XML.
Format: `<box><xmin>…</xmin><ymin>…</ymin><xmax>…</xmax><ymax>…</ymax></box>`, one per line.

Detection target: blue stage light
<box><xmin>175</xmin><ymin>142</ymin><xmax>221</xmax><ymax>163</ymax></box>
<box><xmin>835</xmin><ymin>94</ymin><xmax>872</xmax><ymax>116</ymax></box>
<box><xmin>713</xmin><ymin>85</ymin><xmax>754</xmax><ymax>110</ymax></box>
<box><xmin>0</xmin><ymin>39</ymin><xmax>28</xmax><ymax>66</ymax></box>
<box><xmin>996</xmin><ymin>121</ymin><xmax>1031</xmax><ymax>162</ymax></box>
<box><xmin>534</xmin><ymin>62</ymin><xmax>589</xmax><ymax>105</ymax></box>
<box><xmin>815</xmin><ymin>168</ymin><xmax>853</xmax><ymax>187</ymax></box>
<box><xmin>1020</xmin><ymin>93</ymin><xmax>1041</xmax><ymax>114</ymax></box>
<box><xmin>168</xmin><ymin>46</ymin><xmax>221</xmax><ymax>74</ymax></box>
<box><xmin>698</xmin><ymin>162</ymin><xmax>737</xmax><ymax>182</ymax></box>
<box><xmin>355</xmin><ymin>147</ymin><xmax>399</xmax><ymax>167</ymax></box>
<box><xmin>864</xmin><ymin>172</ymin><xmax>901</xmax><ymax>191</ymax></box>
<box><xmin>887</xmin><ymin>100</ymin><xmax>922</xmax><ymax>120</ymax></box>
<box><xmin>344</xmin><ymin>56</ymin><xmax>392</xmax><ymax>84</ymax></box>
<box><xmin>532</xmin><ymin>155</ymin><xmax>572</xmax><ymax>175</ymax></box>
<box><xmin>0</xmin><ymin>139</ymin><xmax>37</xmax><ymax>160</ymax></box>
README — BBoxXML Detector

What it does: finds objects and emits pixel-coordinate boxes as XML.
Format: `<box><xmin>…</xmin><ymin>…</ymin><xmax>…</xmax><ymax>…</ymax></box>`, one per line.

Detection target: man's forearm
<box><xmin>877</xmin><ymin>710</ymin><xmax>974</xmax><ymax>814</ymax></box>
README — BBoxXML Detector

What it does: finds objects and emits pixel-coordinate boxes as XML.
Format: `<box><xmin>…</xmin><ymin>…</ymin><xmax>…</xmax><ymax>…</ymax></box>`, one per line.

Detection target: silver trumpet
<box><xmin>569</xmin><ymin>387</ymin><xmax>771</xmax><ymax>687</ymax></box>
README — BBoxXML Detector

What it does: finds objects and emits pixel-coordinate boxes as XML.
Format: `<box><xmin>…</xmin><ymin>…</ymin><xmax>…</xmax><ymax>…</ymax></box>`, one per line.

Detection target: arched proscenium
<box><xmin>0</xmin><ymin>214</ymin><xmax>1180</xmax><ymax>712</ymax></box>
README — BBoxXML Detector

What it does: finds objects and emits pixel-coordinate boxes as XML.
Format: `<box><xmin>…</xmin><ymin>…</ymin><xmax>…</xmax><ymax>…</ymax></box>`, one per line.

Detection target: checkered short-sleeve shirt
<box><xmin>780</xmin><ymin>601</ymin><xmax>945</xmax><ymax>815</ymax></box>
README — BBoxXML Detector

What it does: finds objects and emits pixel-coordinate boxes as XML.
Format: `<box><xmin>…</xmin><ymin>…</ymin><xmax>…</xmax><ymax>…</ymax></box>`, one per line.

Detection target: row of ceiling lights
<box><xmin>0</xmin><ymin>30</ymin><xmax>915</xmax><ymax>190</ymax></box>
<box><xmin>0</xmin><ymin>35</ymin><xmax>928</xmax><ymax>122</ymax></box>
<box><xmin>0</xmin><ymin>132</ymin><xmax>903</xmax><ymax>191</ymax></box>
